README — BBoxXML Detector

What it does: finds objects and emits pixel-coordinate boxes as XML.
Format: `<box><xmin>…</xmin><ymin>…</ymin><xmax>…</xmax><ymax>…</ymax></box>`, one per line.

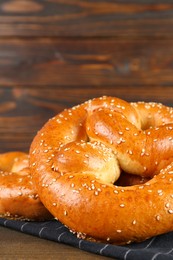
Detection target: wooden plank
<box><xmin>0</xmin><ymin>0</ymin><xmax>173</xmax><ymax>37</ymax></box>
<box><xmin>0</xmin><ymin>86</ymin><xmax>172</xmax><ymax>152</ymax></box>
<box><xmin>0</xmin><ymin>227</ymin><xmax>110</xmax><ymax>260</ymax></box>
<box><xmin>0</xmin><ymin>38</ymin><xmax>173</xmax><ymax>87</ymax></box>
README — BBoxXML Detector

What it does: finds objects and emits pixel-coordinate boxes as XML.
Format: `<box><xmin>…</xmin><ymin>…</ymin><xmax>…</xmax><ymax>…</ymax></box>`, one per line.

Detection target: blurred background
<box><xmin>0</xmin><ymin>0</ymin><xmax>173</xmax><ymax>152</ymax></box>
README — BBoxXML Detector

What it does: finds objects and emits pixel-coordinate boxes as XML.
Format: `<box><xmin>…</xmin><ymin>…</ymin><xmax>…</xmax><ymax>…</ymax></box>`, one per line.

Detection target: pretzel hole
<box><xmin>115</xmin><ymin>171</ymin><xmax>150</xmax><ymax>187</ymax></box>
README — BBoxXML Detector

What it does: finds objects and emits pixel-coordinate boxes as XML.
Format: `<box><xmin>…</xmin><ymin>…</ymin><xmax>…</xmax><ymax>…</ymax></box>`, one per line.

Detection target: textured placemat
<box><xmin>0</xmin><ymin>218</ymin><xmax>173</xmax><ymax>259</ymax></box>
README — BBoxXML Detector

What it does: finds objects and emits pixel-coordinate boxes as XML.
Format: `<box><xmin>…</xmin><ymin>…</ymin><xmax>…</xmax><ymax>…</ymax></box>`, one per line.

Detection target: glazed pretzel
<box><xmin>0</xmin><ymin>152</ymin><xmax>52</xmax><ymax>220</ymax></box>
<box><xmin>30</xmin><ymin>96</ymin><xmax>173</xmax><ymax>244</ymax></box>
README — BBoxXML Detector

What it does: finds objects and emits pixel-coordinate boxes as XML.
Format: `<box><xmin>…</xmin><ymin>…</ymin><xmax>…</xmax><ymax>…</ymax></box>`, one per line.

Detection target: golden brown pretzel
<box><xmin>30</xmin><ymin>96</ymin><xmax>173</xmax><ymax>244</ymax></box>
<box><xmin>0</xmin><ymin>152</ymin><xmax>52</xmax><ymax>220</ymax></box>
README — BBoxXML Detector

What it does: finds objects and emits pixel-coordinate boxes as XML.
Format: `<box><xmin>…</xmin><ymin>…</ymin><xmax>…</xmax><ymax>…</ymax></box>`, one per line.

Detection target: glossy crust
<box><xmin>30</xmin><ymin>96</ymin><xmax>173</xmax><ymax>244</ymax></box>
<box><xmin>0</xmin><ymin>152</ymin><xmax>52</xmax><ymax>220</ymax></box>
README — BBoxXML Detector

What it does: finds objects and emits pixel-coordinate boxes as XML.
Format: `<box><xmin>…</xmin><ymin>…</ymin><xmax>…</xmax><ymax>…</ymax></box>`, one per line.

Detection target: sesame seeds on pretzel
<box><xmin>30</xmin><ymin>96</ymin><xmax>173</xmax><ymax>244</ymax></box>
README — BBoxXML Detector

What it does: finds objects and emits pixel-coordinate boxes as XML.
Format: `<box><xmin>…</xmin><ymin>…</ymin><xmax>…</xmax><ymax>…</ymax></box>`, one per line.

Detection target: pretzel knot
<box><xmin>30</xmin><ymin>96</ymin><xmax>173</xmax><ymax>244</ymax></box>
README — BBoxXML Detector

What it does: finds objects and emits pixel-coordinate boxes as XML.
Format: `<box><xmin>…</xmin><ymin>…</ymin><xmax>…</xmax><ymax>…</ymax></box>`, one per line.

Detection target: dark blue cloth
<box><xmin>0</xmin><ymin>218</ymin><xmax>173</xmax><ymax>259</ymax></box>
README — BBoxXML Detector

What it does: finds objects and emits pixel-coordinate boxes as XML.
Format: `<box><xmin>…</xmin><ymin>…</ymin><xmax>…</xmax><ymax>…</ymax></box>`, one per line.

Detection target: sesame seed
<box><xmin>91</xmin><ymin>184</ymin><xmax>95</xmax><ymax>190</ymax></box>
<box><xmin>133</xmin><ymin>133</ymin><xmax>138</xmax><ymax>136</ymax></box>
<box><xmin>156</xmin><ymin>215</ymin><xmax>160</xmax><ymax>221</ymax></box>
<box><xmin>165</xmin><ymin>203</ymin><xmax>170</xmax><ymax>208</ymax></box>
<box><xmin>72</xmin><ymin>190</ymin><xmax>79</xmax><ymax>193</ymax></box>
<box><xmin>139</xmin><ymin>186</ymin><xmax>144</xmax><ymax>189</ymax></box>
<box><xmin>64</xmin><ymin>147</ymin><xmax>70</xmax><ymax>151</ymax></box>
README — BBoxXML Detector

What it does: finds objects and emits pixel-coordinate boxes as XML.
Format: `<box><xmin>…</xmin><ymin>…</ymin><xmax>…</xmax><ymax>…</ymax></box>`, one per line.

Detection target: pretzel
<box><xmin>30</xmin><ymin>96</ymin><xmax>173</xmax><ymax>244</ymax></box>
<box><xmin>0</xmin><ymin>152</ymin><xmax>52</xmax><ymax>220</ymax></box>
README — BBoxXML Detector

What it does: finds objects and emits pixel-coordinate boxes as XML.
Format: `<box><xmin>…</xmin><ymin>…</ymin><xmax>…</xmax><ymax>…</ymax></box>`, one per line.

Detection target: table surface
<box><xmin>0</xmin><ymin>226</ymin><xmax>111</xmax><ymax>259</ymax></box>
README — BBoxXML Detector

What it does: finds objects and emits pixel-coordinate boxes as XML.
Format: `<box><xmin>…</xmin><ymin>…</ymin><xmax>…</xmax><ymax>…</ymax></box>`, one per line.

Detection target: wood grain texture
<box><xmin>0</xmin><ymin>0</ymin><xmax>173</xmax><ymax>37</ymax></box>
<box><xmin>0</xmin><ymin>227</ymin><xmax>111</xmax><ymax>260</ymax></box>
<box><xmin>0</xmin><ymin>38</ymin><xmax>173</xmax><ymax>87</ymax></box>
<box><xmin>0</xmin><ymin>86</ymin><xmax>172</xmax><ymax>153</ymax></box>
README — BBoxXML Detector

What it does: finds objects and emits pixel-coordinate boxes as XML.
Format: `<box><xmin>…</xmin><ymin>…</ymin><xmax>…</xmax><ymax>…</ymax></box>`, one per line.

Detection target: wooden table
<box><xmin>0</xmin><ymin>0</ymin><xmax>173</xmax><ymax>258</ymax></box>
<box><xmin>0</xmin><ymin>226</ymin><xmax>111</xmax><ymax>259</ymax></box>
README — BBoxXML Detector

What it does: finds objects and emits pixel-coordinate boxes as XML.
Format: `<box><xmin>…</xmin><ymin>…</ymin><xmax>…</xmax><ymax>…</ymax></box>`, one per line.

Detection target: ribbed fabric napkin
<box><xmin>0</xmin><ymin>218</ymin><xmax>173</xmax><ymax>259</ymax></box>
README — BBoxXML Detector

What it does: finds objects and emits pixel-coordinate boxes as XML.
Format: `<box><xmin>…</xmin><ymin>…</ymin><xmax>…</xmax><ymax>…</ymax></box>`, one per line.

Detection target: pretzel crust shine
<box><xmin>30</xmin><ymin>96</ymin><xmax>173</xmax><ymax>244</ymax></box>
